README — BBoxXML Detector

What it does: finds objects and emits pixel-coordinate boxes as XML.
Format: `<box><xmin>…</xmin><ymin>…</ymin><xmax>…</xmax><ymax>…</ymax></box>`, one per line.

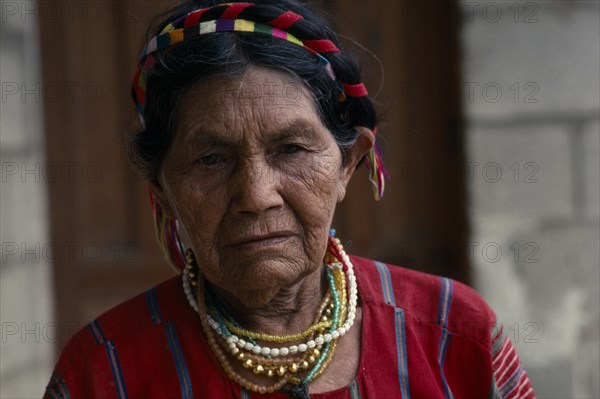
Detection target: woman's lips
<box><xmin>228</xmin><ymin>233</ymin><xmax>294</xmax><ymax>249</ymax></box>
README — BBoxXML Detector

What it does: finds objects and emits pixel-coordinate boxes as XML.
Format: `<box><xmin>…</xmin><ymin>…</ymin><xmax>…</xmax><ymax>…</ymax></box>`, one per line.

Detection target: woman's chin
<box><xmin>232</xmin><ymin>288</ymin><xmax>281</xmax><ymax>309</ymax></box>
<box><xmin>211</xmin><ymin>259</ymin><xmax>312</xmax><ymax>307</ymax></box>
<box><xmin>221</xmin><ymin>252</ymin><xmax>307</xmax><ymax>281</ymax></box>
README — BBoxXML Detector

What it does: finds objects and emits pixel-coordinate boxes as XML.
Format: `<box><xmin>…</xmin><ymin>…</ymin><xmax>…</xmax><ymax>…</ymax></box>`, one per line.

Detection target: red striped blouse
<box><xmin>45</xmin><ymin>255</ymin><xmax>535</xmax><ymax>398</ymax></box>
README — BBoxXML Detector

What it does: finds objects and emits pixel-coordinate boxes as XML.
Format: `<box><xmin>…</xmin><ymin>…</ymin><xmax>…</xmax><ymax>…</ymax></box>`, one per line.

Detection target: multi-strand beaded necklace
<box><xmin>182</xmin><ymin>235</ymin><xmax>358</xmax><ymax>395</ymax></box>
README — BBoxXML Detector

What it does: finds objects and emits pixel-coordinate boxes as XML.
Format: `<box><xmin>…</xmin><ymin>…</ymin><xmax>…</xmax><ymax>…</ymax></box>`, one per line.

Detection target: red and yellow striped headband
<box><xmin>132</xmin><ymin>2</ymin><xmax>369</xmax><ymax>125</ymax></box>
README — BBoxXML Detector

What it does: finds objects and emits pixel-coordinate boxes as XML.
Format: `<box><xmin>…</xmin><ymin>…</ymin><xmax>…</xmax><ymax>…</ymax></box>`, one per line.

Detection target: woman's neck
<box><xmin>210</xmin><ymin>266</ymin><xmax>327</xmax><ymax>337</ymax></box>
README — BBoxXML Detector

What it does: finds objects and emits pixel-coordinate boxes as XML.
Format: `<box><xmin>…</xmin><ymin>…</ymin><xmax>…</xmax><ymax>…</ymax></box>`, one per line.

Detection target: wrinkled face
<box><xmin>153</xmin><ymin>66</ymin><xmax>368</xmax><ymax>308</ymax></box>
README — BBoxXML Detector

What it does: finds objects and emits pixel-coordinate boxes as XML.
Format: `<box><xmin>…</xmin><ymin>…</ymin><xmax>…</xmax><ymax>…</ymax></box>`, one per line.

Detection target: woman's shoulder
<box><xmin>350</xmin><ymin>254</ymin><xmax>497</xmax><ymax>341</ymax></box>
<box><xmin>55</xmin><ymin>275</ymin><xmax>188</xmax><ymax>364</ymax></box>
<box><xmin>93</xmin><ymin>274</ymin><xmax>188</xmax><ymax>338</ymax></box>
<box><xmin>46</xmin><ymin>274</ymin><xmax>199</xmax><ymax>397</ymax></box>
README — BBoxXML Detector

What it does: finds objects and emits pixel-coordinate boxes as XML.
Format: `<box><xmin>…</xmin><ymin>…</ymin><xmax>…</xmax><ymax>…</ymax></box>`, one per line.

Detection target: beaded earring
<box><xmin>185</xmin><ymin>248</ymin><xmax>199</xmax><ymax>288</ymax></box>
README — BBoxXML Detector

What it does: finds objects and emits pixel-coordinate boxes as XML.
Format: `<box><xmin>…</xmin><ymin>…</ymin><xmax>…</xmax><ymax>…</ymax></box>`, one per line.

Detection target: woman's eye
<box><xmin>199</xmin><ymin>154</ymin><xmax>221</xmax><ymax>166</ymax></box>
<box><xmin>280</xmin><ymin>144</ymin><xmax>303</xmax><ymax>154</ymax></box>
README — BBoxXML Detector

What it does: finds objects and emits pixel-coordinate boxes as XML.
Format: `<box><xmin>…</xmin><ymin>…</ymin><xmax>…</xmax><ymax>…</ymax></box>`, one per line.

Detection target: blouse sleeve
<box><xmin>44</xmin><ymin>372</ymin><xmax>72</xmax><ymax>399</ymax></box>
<box><xmin>42</xmin><ymin>322</ymin><xmax>98</xmax><ymax>399</ymax></box>
<box><xmin>489</xmin><ymin>322</ymin><xmax>536</xmax><ymax>399</ymax></box>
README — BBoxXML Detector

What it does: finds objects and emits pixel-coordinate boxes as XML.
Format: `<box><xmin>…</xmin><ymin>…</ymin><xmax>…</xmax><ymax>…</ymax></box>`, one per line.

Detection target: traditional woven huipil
<box><xmin>45</xmin><ymin>256</ymin><xmax>535</xmax><ymax>398</ymax></box>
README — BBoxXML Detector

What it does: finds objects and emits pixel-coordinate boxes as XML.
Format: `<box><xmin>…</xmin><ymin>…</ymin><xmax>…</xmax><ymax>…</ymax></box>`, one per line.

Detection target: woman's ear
<box><xmin>337</xmin><ymin>127</ymin><xmax>376</xmax><ymax>202</ymax></box>
<box><xmin>149</xmin><ymin>174</ymin><xmax>177</xmax><ymax>220</ymax></box>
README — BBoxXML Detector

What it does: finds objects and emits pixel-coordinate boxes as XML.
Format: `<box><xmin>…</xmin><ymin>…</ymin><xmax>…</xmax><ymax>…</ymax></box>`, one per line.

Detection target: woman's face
<box><xmin>153</xmin><ymin>66</ymin><xmax>370</xmax><ymax>308</ymax></box>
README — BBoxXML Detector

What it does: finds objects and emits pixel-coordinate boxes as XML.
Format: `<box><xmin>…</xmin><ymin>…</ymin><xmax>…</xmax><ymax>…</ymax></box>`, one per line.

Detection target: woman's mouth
<box><xmin>228</xmin><ymin>233</ymin><xmax>294</xmax><ymax>250</ymax></box>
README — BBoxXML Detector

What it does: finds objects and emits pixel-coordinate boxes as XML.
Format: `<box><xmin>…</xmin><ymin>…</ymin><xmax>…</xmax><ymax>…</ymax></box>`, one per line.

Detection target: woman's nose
<box><xmin>230</xmin><ymin>157</ymin><xmax>284</xmax><ymax>215</ymax></box>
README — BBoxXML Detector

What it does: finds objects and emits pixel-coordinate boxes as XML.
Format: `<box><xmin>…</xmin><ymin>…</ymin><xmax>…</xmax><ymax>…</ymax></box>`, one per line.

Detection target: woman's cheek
<box><xmin>283</xmin><ymin>152</ymin><xmax>340</xmax><ymax>188</ymax></box>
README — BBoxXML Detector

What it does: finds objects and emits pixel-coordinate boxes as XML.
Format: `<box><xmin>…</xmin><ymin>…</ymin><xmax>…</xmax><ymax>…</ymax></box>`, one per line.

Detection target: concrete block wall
<box><xmin>462</xmin><ymin>1</ymin><xmax>600</xmax><ymax>397</ymax></box>
<box><xmin>0</xmin><ymin>12</ymin><xmax>54</xmax><ymax>398</ymax></box>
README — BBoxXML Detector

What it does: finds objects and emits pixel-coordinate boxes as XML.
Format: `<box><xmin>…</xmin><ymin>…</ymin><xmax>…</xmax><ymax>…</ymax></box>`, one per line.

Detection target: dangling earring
<box><xmin>185</xmin><ymin>248</ymin><xmax>199</xmax><ymax>287</ymax></box>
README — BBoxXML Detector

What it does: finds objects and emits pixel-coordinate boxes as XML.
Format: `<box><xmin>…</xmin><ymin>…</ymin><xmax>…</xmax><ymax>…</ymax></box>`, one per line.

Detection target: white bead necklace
<box><xmin>182</xmin><ymin>239</ymin><xmax>358</xmax><ymax>358</ymax></box>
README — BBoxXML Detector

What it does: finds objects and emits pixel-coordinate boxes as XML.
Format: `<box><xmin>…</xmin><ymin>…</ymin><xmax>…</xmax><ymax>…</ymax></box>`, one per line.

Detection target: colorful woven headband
<box><xmin>134</xmin><ymin>2</ymin><xmax>389</xmax><ymax>271</ymax></box>
<box><xmin>132</xmin><ymin>3</ymin><xmax>369</xmax><ymax>122</ymax></box>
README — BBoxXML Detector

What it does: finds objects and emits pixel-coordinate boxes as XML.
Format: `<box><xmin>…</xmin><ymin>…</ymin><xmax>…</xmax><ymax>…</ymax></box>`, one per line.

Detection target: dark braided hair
<box><xmin>128</xmin><ymin>0</ymin><xmax>378</xmax><ymax>184</ymax></box>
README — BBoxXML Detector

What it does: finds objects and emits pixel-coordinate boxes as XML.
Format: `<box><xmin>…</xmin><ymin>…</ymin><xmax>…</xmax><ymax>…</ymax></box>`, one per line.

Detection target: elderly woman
<box><xmin>45</xmin><ymin>1</ymin><xmax>535</xmax><ymax>398</ymax></box>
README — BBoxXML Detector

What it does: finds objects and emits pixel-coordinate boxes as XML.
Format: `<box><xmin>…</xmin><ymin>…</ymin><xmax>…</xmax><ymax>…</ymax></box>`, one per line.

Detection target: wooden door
<box><xmin>40</xmin><ymin>0</ymin><xmax>468</xmax><ymax>354</ymax></box>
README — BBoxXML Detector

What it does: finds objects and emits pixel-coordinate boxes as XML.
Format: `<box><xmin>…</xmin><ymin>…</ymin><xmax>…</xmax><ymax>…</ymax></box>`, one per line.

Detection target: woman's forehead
<box><xmin>175</xmin><ymin>66</ymin><xmax>324</xmax><ymax>139</ymax></box>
